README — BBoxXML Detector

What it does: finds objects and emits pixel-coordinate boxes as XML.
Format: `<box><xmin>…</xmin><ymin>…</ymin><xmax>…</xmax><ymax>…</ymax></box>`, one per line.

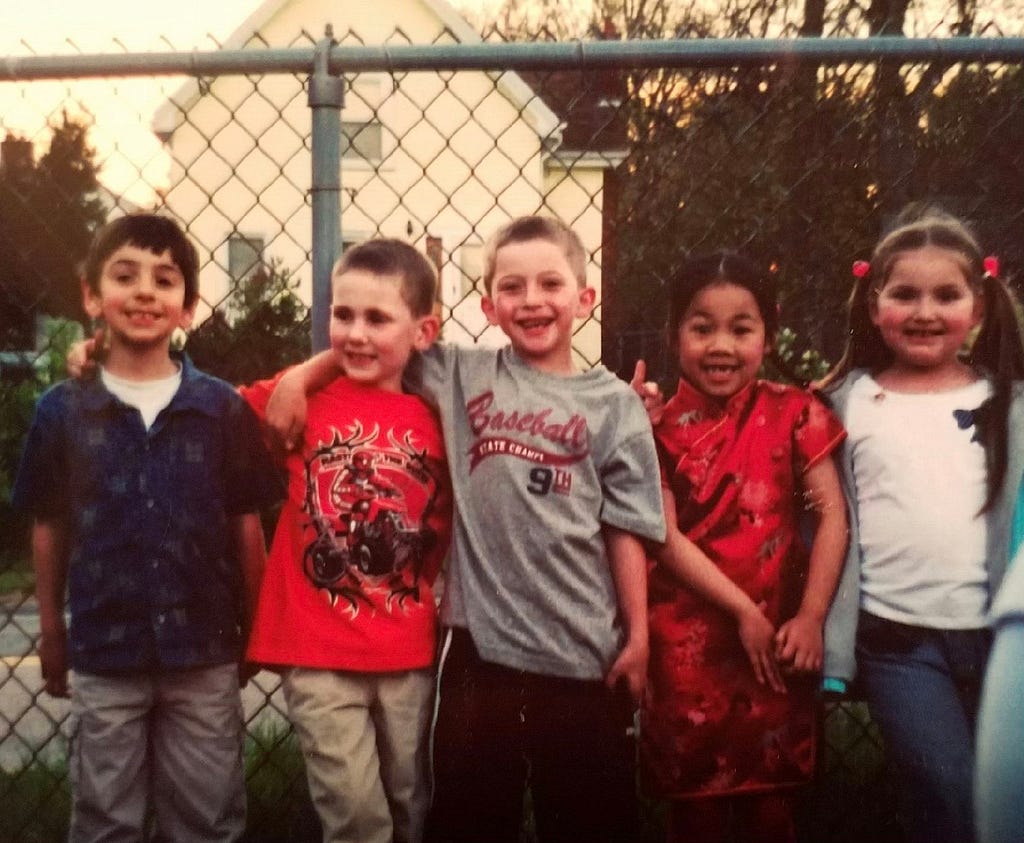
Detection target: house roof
<box><xmin>152</xmin><ymin>0</ymin><xmax>562</xmax><ymax>145</ymax></box>
<box><xmin>515</xmin><ymin>20</ymin><xmax>628</xmax><ymax>159</ymax></box>
<box><xmin>517</xmin><ymin>66</ymin><xmax>628</xmax><ymax>156</ymax></box>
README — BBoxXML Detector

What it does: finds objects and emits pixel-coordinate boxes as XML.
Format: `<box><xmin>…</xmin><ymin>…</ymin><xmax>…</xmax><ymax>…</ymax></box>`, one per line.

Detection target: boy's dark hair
<box><xmin>334</xmin><ymin>238</ymin><xmax>437</xmax><ymax>317</ymax></box>
<box><xmin>820</xmin><ymin>202</ymin><xmax>1024</xmax><ymax>511</ymax></box>
<box><xmin>82</xmin><ymin>214</ymin><xmax>199</xmax><ymax>309</ymax></box>
<box><xmin>482</xmin><ymin>215</ymin><xmax>587</xmax><ymax>293</ymax></box>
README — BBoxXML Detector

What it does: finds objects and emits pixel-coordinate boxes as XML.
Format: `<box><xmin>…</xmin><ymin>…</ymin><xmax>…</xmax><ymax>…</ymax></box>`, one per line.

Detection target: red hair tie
<box><xmin>984</xmin><ymin>256</ymin><xmax>999</xmax><ymax>278</ymax></box>
<box><xmin>852</xmin><ymin>260</ymin><xmax>870</xmax><ymax>278</ymax></box>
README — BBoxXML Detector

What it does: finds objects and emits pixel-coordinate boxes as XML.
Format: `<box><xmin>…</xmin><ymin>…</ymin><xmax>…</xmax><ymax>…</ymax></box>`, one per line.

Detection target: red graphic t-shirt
<box><xmin>242</xmin><ymin>373</ymin><xmax>452</xmax><ymax>672</ymax></box>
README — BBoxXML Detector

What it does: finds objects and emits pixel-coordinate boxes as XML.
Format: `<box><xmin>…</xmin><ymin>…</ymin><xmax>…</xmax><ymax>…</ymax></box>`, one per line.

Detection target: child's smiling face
<box><xmin>329</xmin><ymin>269</ymin><xmax>435</xmax><ymax>393</ymax></box>
<box><xmin>675</xmin><ymin>281</ymin><xmax>768</xmax><ymax>400</ymax></box>
<box><xmin>82</xmin><ymin>244</ymin><xmax>194</xmax><ymax>353</ymax></box>
<box><xmin>481</xmin><ymin>237</ymin><xmax>595</xmax><ymax>375</ymax></box>
<box><xmin>870</xmin><ymin>244</ymin><xmax>982</xmax><ymax>376</ymax></box>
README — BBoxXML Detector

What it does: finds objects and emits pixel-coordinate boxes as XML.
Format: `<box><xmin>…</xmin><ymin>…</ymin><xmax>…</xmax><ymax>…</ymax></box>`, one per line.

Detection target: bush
<box><xmin>0</xmin><ymin>318</ymin><xmax>82</xmax><ymax>567</ymax></box>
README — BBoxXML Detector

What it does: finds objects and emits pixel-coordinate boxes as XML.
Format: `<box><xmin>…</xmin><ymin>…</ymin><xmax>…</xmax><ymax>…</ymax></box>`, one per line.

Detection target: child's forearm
<box><xmin>656</xmin><ymin>491</ymin><xmax>758</xmax><ymax>621</ymax></box>
<box><xmin>265</xmin><ymin>351</ymin><xmax>343</xmax><ymax>449</ymax></box>
<box><xmin>32</xmin><ymin>520</ymin><xmax>68</xmax><ymax>632</ymax></box>
<box><xmin>32</xmin><ymin>519</ymin><xmax>71</xmax><ymax>697</ymax></box>
<box><xmin>231</xmin><ymin>512</ymin><xmax>268</xmax><ymax>638</ymax></box>
<box><xmin>603</xmin><ymin>525</ymin><xmax>649</xmax><ymax>700</ymax></box>
<box><xmin>603</xmin><ymin>525</ymin><xmax>648</xmax><ymax>645</ymax></box>
<box><xmin>293</xmin><ymin>351</ymin><xmax>343</xmax><ymax>394</ymax></box>
<box><xmin>797</xmin><ymin>459</ymin><xmax>849</xmax><ymax>621</ymax></box>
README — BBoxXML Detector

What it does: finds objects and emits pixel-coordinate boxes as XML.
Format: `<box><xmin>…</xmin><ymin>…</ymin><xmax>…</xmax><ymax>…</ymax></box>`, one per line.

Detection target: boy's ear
<box><xmin>81</xmin><ymin>278</ymin><xmax>102</xmax><ymax>319</ymax></box>
<box><xmin>414</xmin><ymin>313</ymin><xmax>440</xmax><ymax>350</ymax></box>
<box><xmin>576</xmin><ymin>285</ymin><xmax>597</xmax><ymax>318</ymax></box>
<box><xmin>480</xmin><ymin>295</ymin><xmax>499</xmax><ymax>327</ymax></box>
<box><xmin>178</xmin><ymin>302</ymin><xmax>196</xmax><ymax>332</ymax></box>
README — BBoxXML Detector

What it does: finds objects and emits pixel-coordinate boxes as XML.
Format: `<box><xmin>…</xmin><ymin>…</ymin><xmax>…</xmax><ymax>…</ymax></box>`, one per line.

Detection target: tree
<box><xmin>0</xmin><ymin>113</ymin><xmax>106</xmax><ymax>347</ymax></box>
<box><xmin>458</xmin><ymin>0</ymin><xmax>1024</xmax><ymax>380</ymax></box>
<box><xmin>0</xmin><ymin>115</ymin><xmax>105</xmax><ymax>564</ymax></box>
<box><xmin>185</xmin><ymin>259</ymin><xmax>311</xmax><ymax>386</ymax></box>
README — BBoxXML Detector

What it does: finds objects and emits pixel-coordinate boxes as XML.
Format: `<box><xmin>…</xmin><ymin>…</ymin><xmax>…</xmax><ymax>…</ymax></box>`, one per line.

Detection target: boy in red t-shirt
<box><xmin>241</xmin><ymin>239</ymin><xmax>451</xmax><ymax>843</ymax></box>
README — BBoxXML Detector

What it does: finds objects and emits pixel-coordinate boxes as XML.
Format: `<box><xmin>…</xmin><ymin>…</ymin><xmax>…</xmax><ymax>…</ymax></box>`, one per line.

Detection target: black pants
<box><xmin>426</xmin><ymin>628</ymin><xmax>639</xmax><ymax>843</ymax></box>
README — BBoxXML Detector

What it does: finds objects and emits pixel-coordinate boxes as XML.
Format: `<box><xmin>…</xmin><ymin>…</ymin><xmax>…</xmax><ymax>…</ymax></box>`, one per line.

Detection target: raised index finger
<box><xmin>630</xmin><ymin>359</ymin><xmax>647</xmax><ymax>390</ymax></box>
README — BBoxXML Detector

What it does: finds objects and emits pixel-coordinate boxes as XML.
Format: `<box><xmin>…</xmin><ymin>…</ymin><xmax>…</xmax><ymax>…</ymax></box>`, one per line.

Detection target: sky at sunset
<box><xmin>0</xmin><ymin>1</ymin><xmax>265</xmax><ymax>202</ymax></box>
<box><xmin>0</xmin><ymin>0</ymin><xmax>533</xmax><ymax>202</ymax></box>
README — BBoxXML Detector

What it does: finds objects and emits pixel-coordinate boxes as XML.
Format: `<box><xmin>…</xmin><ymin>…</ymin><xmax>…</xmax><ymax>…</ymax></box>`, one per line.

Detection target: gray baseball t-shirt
<box><xmin>409</xmin><ymin>344</ymin><xmax>665</xmax><ymax>680</ymax></box>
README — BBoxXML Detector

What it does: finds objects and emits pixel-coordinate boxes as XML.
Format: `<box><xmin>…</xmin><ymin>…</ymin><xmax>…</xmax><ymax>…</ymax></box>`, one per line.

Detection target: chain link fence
<box><xmin>2</xmin><ymin>18</ymin><xmax>1023</xmax><ymax>842</ymax></box>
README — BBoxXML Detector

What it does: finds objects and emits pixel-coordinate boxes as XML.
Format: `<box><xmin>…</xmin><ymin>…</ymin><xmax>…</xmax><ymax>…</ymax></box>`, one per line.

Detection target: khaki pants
<box><xmin>283</xmin><ymin>666</ymin><xmax>433</xmax><ymax>843</ymax></box>
<box><xmin>69</xmin><ymin>663</ymin><xmax>245</xmax><ymax>843</ymax></box>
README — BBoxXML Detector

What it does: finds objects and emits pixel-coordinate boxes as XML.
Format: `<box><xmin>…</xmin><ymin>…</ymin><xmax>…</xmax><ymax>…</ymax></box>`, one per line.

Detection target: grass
<box><xmin>0</xmin><ymin>718</ymin><xmax>319</xmax><ymax>843</ymax></box>
<box><xmin>0</xmin><ymin>749</ymin><xmax>70</xmax><ymax>843</ymax></box>
<box><xmin>243</xmin><ymin>717</ymin><xmax>320</xmax><ymax>842</ymax></box>
<box><xmin>0</xmin><ymin>703</ymin><xmax>898</xmax><ymax>843</ymax></box>
<box><xmin>0</xmin><ymin>558</ymin><xmax>33</xmax><ymax>598</ymax></box>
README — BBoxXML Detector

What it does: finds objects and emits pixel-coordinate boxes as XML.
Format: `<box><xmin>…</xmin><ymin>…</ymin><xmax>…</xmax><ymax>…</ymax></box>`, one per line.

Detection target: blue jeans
<box><xmin>856</xmin><ymin>611</ymin><xmax>991</xmax><ymax>843</ymax></box>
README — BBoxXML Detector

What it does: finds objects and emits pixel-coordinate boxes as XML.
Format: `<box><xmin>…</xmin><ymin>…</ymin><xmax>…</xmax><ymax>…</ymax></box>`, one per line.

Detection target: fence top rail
<box><xmin>3</xmin><ymin>36</ymin><xmax>1024</xmax><ymax>81</ymax></box>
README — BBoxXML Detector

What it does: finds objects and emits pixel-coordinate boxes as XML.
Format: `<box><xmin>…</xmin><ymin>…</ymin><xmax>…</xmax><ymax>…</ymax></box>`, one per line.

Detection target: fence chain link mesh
<box><xmin>2</xmin><ymin>24</ymin><xmax>1021</xmax><ymax>842</ymax></box>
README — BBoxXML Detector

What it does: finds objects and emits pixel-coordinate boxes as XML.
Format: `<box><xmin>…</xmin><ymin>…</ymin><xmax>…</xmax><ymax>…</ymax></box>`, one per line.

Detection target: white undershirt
<box><xmin>100</xmin><ymin>365</ymin><xmax>182</xmax><ymax>430</ymax></box>
<box><xmin>846</xmin><ymin>374</ymin><xmax>991</xmax><ymax>628</ymax></box>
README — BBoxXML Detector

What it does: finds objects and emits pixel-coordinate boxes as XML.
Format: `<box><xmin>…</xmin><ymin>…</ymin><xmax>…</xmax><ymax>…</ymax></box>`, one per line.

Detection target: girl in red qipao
<box><xmin>639</xmin><ymin>252</ymin><xmax>848</xmax><ymax>843</ymax></box>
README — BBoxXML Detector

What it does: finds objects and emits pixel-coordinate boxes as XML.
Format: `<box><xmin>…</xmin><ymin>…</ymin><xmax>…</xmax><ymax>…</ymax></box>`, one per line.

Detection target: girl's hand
<box><xmin>774</xmin><ymin>612</ymin><xmax>824</xmax><ymax>674</ymax></box>
<box><xmin>66</xmin><ymin>327</ymin><xmax>105</xmax><ymax>379</ymax></box>
<box><xmin>265</xmin><ymin>368</ymin><xmax>310</xmax><ymax>452</ymax></box>
<box><xmin>737</xmin><ymin>601</ymin><xmax>786</xmax><ymax>694</ymax></box>
<box><xmin>629</xmin><ymin>359</ymin><xmax>665</xmax><ymax>426</ymax></box>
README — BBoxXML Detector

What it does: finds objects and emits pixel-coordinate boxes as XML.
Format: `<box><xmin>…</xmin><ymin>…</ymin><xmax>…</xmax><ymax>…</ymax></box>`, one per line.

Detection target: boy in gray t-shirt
<box><xmin>271</xmin><ymin>216</ymin><xmax>665</xmax><ymax>843</ymax></box>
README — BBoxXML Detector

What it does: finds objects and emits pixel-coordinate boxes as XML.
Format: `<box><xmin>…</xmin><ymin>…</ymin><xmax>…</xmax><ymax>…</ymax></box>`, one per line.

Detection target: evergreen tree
<box><xmin>0</xmin><ymin>112</ymin><xmax>106</xmax><ymax>347</ymax></box>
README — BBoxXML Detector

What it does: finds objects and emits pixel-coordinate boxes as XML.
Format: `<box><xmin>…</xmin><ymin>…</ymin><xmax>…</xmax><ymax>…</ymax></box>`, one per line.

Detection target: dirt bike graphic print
<box><xmin>301</xmin><ymin>422</ymin><xmax>441</xmax><ymax>614</ymax></box>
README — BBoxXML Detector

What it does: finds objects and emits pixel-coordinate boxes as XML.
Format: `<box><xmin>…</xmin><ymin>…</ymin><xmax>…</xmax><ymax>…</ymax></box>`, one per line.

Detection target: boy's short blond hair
<box><xmin>482</xmin><ymin>216</ymin><xmax>588</xmax><ymax>293</ymax></box>
<box><xmin>333</xmin><ymin>238</ymin><xmax>437</xmax><ymax>316</ymax></box>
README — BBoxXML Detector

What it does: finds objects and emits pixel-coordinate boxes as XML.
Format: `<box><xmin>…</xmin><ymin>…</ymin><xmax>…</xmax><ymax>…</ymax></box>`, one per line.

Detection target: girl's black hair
<box><xmin>667</xmin><ymin>250</ymin><xmax>802</xmax><ymax>384</ymax></box>
<box><xmin>819</xmin><ymin>203</ymin><xmax>1024</xmax><ymax>511</ymax></box>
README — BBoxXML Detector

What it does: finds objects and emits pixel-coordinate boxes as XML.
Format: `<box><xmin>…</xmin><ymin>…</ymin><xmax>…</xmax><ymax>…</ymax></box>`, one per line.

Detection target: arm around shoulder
<box><xmin>265</xmin><ymin>351</ymin><xmax>343</xmax><ymax>450</ymax></box>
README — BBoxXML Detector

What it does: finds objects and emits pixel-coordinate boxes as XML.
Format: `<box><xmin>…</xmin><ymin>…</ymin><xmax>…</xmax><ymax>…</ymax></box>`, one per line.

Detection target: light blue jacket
<box><xmin>821</xmin><ymin>370</ymin><xmax>1024</xmax><ymax>683</ymax></box>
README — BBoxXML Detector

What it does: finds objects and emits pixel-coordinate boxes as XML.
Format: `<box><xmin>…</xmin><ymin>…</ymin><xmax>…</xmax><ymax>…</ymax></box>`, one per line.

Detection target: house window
<box><xmin>342</xmin><ymin>120</ymin><xmax>382</xmax><ymax>162</ymax></box>
<box><xmin>228</xmin><ymin>234</ymin><xmax>264</xmax><ymax>283</ymax></box>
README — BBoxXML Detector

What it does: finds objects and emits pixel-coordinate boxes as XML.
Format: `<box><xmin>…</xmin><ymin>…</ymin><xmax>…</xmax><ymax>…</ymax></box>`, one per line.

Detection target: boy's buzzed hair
<box><xmin>334</xmin><ymin>238</ymin><xmax>438</xmax><ymax>317</ymax></box>
<box><xmin>482</xmin><ymin>215</ymin><xmax>587</xmax><ymax>293</ymax></box>
<box><xmin>82</xmin><ymin>214</ymin><xmax>200</xmax><ymax>308</ymax></box>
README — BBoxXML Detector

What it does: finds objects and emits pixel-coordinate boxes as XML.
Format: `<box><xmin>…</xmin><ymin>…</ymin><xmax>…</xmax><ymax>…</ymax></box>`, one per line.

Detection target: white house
<box><xmin>153</xmin><ymin>0</ymin><xmax>616</xmax><ymax>364</ymax></box>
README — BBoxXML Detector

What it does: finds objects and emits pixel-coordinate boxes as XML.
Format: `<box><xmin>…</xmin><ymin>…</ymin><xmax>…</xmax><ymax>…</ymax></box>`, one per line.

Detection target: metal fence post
<box><xmin>308</xmin><ymin>26</ymin><xmax>344</xmax><ymax>352</ymax></box>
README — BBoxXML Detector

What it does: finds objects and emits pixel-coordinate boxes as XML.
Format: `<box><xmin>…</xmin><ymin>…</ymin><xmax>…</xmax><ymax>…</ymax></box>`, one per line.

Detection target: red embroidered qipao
<box><xmin>640</xmin><ymin>379</ymin><xmax>845</xmax><ymax>799</ymax></box>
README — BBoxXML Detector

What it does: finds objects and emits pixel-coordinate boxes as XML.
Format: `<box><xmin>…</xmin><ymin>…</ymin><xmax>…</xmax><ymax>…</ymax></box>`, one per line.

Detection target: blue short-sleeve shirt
<box><xmin>12</xmin><ymin>354</ymin><xmax>281</xmax><ymax>673</ymax></box>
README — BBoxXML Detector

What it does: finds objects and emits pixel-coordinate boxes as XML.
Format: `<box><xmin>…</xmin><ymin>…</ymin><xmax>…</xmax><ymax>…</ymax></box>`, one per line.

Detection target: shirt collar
<box><xmin>674</xmin><ymin>376</ymin><xmax>758</xmax><ymax>416</ymax></box>
<box><xmin>79</xmin><ymin>351</ymin><xmax>218</xmax><ymax>418</ymax></box>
